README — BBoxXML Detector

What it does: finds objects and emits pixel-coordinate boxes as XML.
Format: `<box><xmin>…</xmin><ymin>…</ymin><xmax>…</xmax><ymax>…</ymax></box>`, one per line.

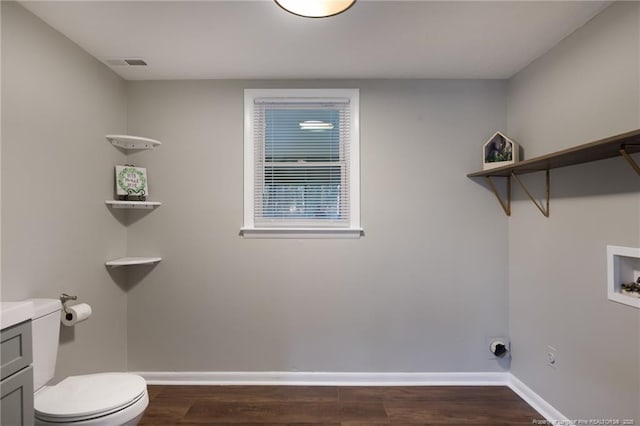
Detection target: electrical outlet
<box><xmin>547</xmin><ymin>345</ymin><xmax>558</xmax><ymax>369</ymax></box>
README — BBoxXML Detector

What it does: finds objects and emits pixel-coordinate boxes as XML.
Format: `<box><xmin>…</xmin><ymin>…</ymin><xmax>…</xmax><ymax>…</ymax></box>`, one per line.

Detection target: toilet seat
<box><xmin>35</xmin><ymin>373</ymin><xmax>148</xmax><ymax>424</ymax></box>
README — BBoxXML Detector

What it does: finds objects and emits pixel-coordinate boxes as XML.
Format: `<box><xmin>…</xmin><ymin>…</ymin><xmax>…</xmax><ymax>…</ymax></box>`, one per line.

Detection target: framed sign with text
<box><xmin>115</xmin><ymin>165</ymin><xmax>148</xmax><ymax>200</ymax></box>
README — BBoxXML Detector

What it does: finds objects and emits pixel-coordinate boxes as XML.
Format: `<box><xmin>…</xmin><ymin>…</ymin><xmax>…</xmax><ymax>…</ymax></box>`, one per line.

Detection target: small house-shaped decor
<box><xmin>115</xmin><ymin>165</ymin><xmax>148</xmax><ymax>201</ymax></box>
<box><xmin>483</xmin><ymin>131</ymin><xmax>519</xmax><ymax>170</ymax></box>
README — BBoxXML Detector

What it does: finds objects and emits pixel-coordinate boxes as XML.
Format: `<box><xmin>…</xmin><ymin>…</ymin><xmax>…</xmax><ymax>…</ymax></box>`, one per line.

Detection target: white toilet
<box><xmin>29</xmin><ymin>299</ymin><xmax>149</xmax><ymax>426</ymax></box>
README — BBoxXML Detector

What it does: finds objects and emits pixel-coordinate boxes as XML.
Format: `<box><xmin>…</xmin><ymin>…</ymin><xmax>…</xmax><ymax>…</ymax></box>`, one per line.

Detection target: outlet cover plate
<box><xmin>547</xmin><ymin>345</ymin><xmax>558</xmax><ymax>369</ymax></box>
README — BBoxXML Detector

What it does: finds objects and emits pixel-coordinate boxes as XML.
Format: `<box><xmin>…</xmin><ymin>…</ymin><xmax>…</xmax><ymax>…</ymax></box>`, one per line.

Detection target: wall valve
<box><xmin>490</xmin><ymin>339</ymin><xmax>509</xmax><ymax>357</ymax></box>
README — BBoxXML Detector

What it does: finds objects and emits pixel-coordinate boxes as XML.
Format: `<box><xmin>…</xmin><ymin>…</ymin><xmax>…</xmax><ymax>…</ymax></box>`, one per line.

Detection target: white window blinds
<box><xmin>253</xmin><ymin>98</ymin><xmax>350</xmax><ymax>226</ymax></box>
<box><xmin>243</xmin><ymin>89</ymin><xmax>360</xmax><ymax>237</ymax></box>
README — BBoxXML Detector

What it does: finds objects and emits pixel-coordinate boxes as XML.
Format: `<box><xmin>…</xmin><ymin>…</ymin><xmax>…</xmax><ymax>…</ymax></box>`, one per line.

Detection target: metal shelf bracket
<box><xmin>620</xmin><ymin>145</ymin><xmax>640</xmax><ymax>176</ymax></box>
<box><xmin>512</xmin><ymin>170</ymin><xmax>550</xmax><ymax>217</ymax></box>
<box><xmin>485</xmin><ymin>176</ymin><xmax>511</xmax><ymax>216</ymax></box>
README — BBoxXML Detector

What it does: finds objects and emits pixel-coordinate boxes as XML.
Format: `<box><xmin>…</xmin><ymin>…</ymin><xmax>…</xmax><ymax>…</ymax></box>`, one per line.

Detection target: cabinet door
<box><xmin>1</xmin><ymin>365</ymin><xmax>34</xmax><ymax>426</ymax></box>
<box><xmin>1</xmin><ymin>321</ymin><xmax>33</xmax><ymax>381</ymax></box>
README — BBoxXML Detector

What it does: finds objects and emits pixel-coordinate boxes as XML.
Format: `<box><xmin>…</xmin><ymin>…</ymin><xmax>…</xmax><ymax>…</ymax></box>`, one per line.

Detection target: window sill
<box><xmin>240</xmin><ymin>227</ymin><xmax>363</xmax><ymax>239</ymax></box>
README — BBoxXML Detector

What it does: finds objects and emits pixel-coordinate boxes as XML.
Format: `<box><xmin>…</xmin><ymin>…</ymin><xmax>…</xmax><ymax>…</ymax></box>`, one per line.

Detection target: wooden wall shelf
<box><xmin>468</xmin><ymin>129</ymin><xmax>640</xmax><ymax>178</ymax></box>
<box><xmin>467</xmin><ymin>129</ymin><xmax>640</xmax><ymax>216</ymax></box>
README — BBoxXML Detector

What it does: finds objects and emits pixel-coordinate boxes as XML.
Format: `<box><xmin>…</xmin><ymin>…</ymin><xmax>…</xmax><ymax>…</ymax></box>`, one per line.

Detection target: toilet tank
<box><xmin>27</xmin><ymin>298</ymin><xmax>62</xmax><ymax>391</ymax></box>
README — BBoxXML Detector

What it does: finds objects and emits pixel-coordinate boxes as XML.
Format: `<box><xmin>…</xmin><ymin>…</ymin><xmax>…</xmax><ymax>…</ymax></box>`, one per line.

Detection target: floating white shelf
<box><xmin>105</xmin><ymin>257</ymin><xmax>162</xmax><ymax>267</ymax></box>
<box><xmin>104</xmin><ymin>134</ymin><xmax>164</xmax><ymax>270</ymax></box>
<box><xmin>105</xmin><ymin>134</ymin><xmax>161</xmax><ymax>150</ymax></box>
<box><xmin>105</xmin><ymin>200</ymin><xmax>162</xmax><ymax>209</ymax></box>
<box><xmin>607</xmin><ymin>245</ymin><xmax>640</xmax><ymax>309</ymax></box>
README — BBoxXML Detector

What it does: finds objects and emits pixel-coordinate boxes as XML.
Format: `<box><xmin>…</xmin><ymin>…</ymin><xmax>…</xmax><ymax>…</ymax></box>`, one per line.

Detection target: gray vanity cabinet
<box><xmin>1</xmin><ymin>320</ymin><xmax>34</xmax><ymax>426</ymax></box>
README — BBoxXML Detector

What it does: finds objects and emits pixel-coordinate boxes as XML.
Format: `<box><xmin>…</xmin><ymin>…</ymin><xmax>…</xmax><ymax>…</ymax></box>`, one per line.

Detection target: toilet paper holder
<box><xmin>59</xmin><ymin>293</ymin><xmax>78</xmax><ymax>313</ymax></box>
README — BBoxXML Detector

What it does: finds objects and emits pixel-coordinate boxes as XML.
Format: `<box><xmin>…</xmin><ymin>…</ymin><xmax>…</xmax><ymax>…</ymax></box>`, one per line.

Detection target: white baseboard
<box><xmin>135</xmin><ymin>371</ymin><xmax>509</xmax><ymax>386</ymax></box>
<box><xmin>134</xmin><ymin>370</ymin><xmax>568</xmax><ymax>423</ymax></box>
<box><xmin>508</xmin><ymin>374</ymin><xmax>572</xmax><ymax>425</ymax></box>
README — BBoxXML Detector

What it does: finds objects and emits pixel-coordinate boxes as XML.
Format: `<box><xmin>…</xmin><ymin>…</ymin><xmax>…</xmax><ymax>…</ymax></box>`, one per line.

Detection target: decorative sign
<box><xmin>115</xmin><ymin>165</ymin><xmax>148</xmax><ymax>200</ymax></box>
<box><xmin>483</xmin><ymin>131</ymin><xmax>519</xmax><ymax>170</ymax></box>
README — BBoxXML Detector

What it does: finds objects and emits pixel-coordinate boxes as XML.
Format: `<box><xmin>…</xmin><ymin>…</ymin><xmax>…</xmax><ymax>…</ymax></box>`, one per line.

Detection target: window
<box><xmin>243</xmin><ymin>89</ymin><xmax>361</xmax><ymax>238</ymax></box>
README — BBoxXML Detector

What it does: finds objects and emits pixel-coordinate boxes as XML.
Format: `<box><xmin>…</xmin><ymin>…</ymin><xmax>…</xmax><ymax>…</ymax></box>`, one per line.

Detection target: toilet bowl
<box><xmin>34</xmin><ymin>373</ymin><xmax>148</xmax><ymax>426</ymax></box>
<box><xmin>28</xmin><ymin>299</ymin><xmax>149</xmax><ymax>426</ymax></box>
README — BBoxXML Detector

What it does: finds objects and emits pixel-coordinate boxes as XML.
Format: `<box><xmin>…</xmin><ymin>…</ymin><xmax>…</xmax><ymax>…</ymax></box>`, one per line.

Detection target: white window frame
<box><xmin>242</xmin><ymin>88</ymin><xmax>361</xmax><ymax>239</ymax></box>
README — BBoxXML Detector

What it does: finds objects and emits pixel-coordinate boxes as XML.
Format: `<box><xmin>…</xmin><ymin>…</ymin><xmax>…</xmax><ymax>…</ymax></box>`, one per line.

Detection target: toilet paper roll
<box><xmin>61</xmin><ymin>303</ymin><xmax>92</xmax><ymax>326</ymax></box>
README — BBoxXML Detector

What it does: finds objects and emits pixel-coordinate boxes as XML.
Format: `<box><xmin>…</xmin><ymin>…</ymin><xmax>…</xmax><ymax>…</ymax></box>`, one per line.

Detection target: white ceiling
<box><xmin>20</xmin><ymin>0</ymin><xmax>610</xmax><ymax>80</ymax></box>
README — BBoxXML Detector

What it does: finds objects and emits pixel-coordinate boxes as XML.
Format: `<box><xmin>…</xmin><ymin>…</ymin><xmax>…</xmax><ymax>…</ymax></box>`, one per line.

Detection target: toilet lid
<box><xmin>35</xmin><ymin>373</ymin><xmax>147</xmax><ymax>421</ymax></box>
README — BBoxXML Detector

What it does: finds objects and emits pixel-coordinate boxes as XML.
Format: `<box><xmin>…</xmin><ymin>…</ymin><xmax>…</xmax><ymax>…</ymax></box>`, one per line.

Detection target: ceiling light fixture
<box><xmin>275</xmin><ymin>0</ymin><xmax>356</xmax><ymax>18</ymax></box>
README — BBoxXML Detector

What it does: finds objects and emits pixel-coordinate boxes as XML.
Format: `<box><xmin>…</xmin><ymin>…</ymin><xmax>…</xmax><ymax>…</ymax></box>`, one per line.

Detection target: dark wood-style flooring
<box><xmin>140</xmin><ymin>385</ymin><xmax>543</xmax><ymax>425</ymax></box>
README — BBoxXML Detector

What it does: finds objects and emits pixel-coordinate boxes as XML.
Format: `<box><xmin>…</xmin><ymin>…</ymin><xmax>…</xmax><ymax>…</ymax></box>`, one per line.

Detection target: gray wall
<box><xmin>4</xmin><ymin>3</ymin><xmax>638</xmax><ymax>419</ymax></box>
<box><xmin>124</xmin><ymin>79</ymin><xmax>511</xmax><ymax>372</ymax></box>
<box><xmin>1</xmin><ymin>2</ymin><xmax>129</xmax><ymax>380</ymax></box>
<box><xmin>507</xmin><ymin>1</ymin><xmax>640</xmax><ymax>420</ymax></box>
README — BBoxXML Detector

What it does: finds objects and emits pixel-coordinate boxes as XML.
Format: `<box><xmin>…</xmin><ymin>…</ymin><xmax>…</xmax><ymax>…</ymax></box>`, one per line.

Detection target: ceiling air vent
<box><xmin>124</xmin><ymin>59</ymin><xmax>147</xmax><ymax>66</ymax></box>
<box><xmin>103</xmin><ymin>58</ymin><xmax>147</xmax><ymax>67</ymax></box>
